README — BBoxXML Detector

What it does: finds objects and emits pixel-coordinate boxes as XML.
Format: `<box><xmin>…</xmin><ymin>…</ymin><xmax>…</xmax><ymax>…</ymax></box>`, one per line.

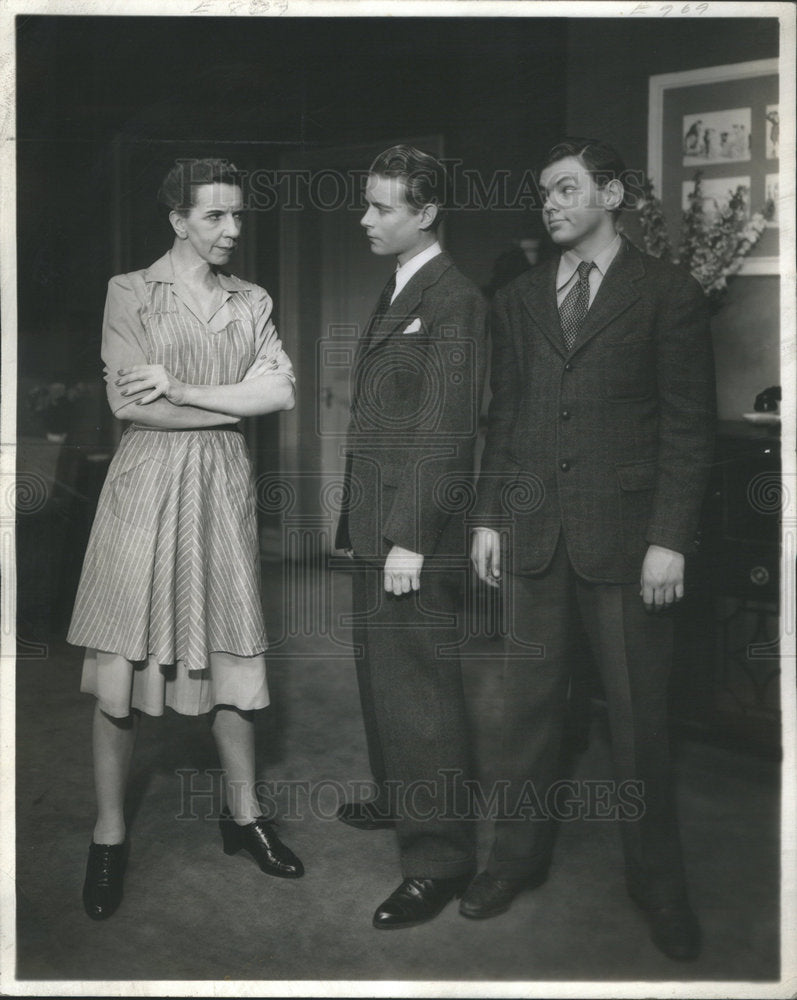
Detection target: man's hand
<box><xmin>116</xmin><ymin>365</ymin><xmax>187</xmax><ymax>406</ymax></box>
<box><xmin>471</xmin><ymin>527</ymin><xmax>501</xmax><ymax>588</ymax></box>
<box><xmin>640</xmin><ymin>544</ymin><xmax>685</xmax><ymax>612</ymax></box>
<box><xmin>384</xmin><ymin>545</ymin><xmax>424</xmax><ymax>594</ymax></box>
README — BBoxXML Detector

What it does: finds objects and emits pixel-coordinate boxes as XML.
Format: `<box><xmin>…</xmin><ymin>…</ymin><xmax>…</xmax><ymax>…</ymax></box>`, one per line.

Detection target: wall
<box><xmin>19</xmin><ymin>14</ymin><xmax>782</xmax><ymax>426</ymax></box>
<box><xmin>565</xmin><ymin>17</ymin><xmax>781</xmax><ymax>420</ymax></box>
<box><xmin>17</xmin><ymin>17</ymin><xmax>567</xmax><ymax>359</ymax></box>
<box><xmin>16</xmin><ymin>16</ymin><xmax>568</xmax><ymax>457</ymax></box>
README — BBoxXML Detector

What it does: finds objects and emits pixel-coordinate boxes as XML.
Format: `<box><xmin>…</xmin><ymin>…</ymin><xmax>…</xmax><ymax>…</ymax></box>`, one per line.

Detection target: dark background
<box><xmin>15</xmin><ymin>13</ymin><xmax>783</xmax><ymax>751</ymax></box>
<box><xmin>16</xmin><ymin>15</ymin><xmax>570</xmax><ymax>389</ymax></box>
<box><xmin>16</xmin><ymin>14</ymin><xmax>779</xmax><ymax>415</ymax></box>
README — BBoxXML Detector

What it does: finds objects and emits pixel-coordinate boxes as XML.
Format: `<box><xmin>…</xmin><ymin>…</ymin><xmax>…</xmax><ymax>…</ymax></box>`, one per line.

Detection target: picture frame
<box><xmin>648</xmin><ymin>58</ymin><xmax>779</xmax><ymax>276</ymax></box>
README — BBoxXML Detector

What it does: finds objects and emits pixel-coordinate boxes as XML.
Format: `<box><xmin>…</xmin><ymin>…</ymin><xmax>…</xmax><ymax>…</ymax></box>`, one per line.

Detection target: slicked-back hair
<box><xmin>540</xmin><ymin>137</ymin><xmax>629</xmax><ymax>213</ymax></box>
<box><xmin>158</xmin><ymin>158</ymin><xmax>243</xmax><ymax>215</ymax></box>
<box><xmin>368</xmin><ymin>145</ymin><xmax>448</xmax><ymax>231</ymax></box>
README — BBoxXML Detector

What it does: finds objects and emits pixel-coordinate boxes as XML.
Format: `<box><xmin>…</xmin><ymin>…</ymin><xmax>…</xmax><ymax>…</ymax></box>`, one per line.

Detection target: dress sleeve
<box><xmin>241</xmin><ymin>285</ymin><xmax>295</xmax><ymax>384</ymax></box>
<box><xmin>101</xmin><ymin>274</ymin><xmax>151</xmax><ymax>415</ymax></box>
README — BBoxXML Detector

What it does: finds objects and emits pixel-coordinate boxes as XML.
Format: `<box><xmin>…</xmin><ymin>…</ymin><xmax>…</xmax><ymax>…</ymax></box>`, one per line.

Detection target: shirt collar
<box><xmin>394</xmin><ymin>241</ymin><xmax>443</xmax><ymax>294</ymax></box>
<box><xmin>142</xmin><ymin>250</ymin><xmax>248</xmax><ymax>293</ymax></box>
<box><xmin>556</xmin><ymin>233</ymin><xmax>623</xmax><ymax>291</ymax></box>
<box><xmin>142</xmin><ymin>251</ymin><xmax>176</xmax><ymax>283</ymax></box>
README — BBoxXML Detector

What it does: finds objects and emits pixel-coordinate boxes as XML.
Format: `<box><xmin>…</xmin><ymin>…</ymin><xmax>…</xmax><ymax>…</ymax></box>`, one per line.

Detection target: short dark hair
<box><xmin>158</xmin><ymin>158</ymin><xmax>243</xmax><ymax>215</ymax></box>
<box><xmin>540</xmin><ymin>137</ymin><xmax>629</xmax><ymax>213</ymax></box>
<box><xmin>368</xmin><ymin>145</ymin><xmax>448</xmax><ymax>231</ymax></box>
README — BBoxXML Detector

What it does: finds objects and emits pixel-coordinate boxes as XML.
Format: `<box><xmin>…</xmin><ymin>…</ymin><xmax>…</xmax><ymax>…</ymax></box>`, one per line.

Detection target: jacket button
<box><xmin>560</xmin><ymin>460</ymin><xmax>571</xmax><ymax>472</ymax></box>
<box><xmin>564</xmin><ymin>362</ymin><xmax>573</xmax><ymax>372</ymax></box>
<box><xmin>561</xmin><ymin>409</ymin><xmax>571</xmax><ymax>420</ymax></box>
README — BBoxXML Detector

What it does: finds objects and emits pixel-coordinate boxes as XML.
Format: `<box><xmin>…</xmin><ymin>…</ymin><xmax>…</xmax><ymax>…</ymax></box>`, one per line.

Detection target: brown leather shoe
<box><xmin>459</xmin><ymin>869</ymin><xmax>546</xmax><ymax>919</ymax></box>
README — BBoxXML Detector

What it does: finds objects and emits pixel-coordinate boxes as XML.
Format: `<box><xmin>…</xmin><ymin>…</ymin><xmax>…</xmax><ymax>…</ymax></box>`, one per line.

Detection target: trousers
<box><xmin>487</xmin><ymin>534</ymin><xmax>688</xmax><ymax>907</ymax></box>
<box><xmin>350</xmin><ymin>558</ymin><xmax>476</xmax><ymax>879</ymax></box>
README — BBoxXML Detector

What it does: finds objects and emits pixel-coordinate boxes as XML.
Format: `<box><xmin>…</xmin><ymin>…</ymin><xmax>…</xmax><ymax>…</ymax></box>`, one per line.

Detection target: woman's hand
<box><xmin>116</xmin><ymin>367</ymin><xmax>294</xmax><ymax>417</ymax></box>
<box><xmin>116</xmin><ymin>366</ymin><xmax>187</xmax><ymax>406</ymax></box>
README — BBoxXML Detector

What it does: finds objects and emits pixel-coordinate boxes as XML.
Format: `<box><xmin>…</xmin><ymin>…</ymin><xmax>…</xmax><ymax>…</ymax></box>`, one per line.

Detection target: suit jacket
<box><xmin>474</xmin><ymin>237</ymin><xmax>716</xmax><ymax>583</ymax></box>
<box><xmin>336</xmin><ymin>251</ymin><xmax>487</xmax><ymax>560</ymax></box>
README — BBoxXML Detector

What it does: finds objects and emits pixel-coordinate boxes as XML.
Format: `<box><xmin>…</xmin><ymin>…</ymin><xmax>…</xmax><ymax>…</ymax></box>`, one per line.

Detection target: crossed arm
<box><xmin>103</xmin><ymin>276</ymin><xmax>295</xmax><ymax>427</ymax></box>
<box><xmin>114</xmin><ymin>363</ymin><xmax>295</xmax><ymax>422</ymax></box>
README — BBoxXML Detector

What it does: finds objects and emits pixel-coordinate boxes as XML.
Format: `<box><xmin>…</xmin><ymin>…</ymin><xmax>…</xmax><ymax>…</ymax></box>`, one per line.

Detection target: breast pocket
<box><xmin>151</xmin><ymin>341</ymin><xmax>176</xmax><ymax>372</ymax></box>
<box><xmin>146</xmin><ymin>314</ymin><xmax>178</xmax><ymax>367</ymax></box>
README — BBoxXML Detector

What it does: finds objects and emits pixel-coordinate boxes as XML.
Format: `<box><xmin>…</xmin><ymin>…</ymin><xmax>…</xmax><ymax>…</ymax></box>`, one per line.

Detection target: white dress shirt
<box><xmin>391</xmin><ymin>241</ymin><xmax>443</xmax><ymax>302</ymax></box>
<box><xmin>555</xmin><ymin>233</ymin><xmax>622</xmax><ymax>308</ymax></box>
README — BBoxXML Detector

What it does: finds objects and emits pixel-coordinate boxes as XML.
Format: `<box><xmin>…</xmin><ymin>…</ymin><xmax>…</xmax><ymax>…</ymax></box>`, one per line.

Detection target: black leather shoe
<box><xmin>373</xmin><ymin>875</ymin><xmax>471</xmax><ymax>929</ymax></box>
<box><xmin>82</xmin><ymin>841</ymin><xmax>127</xmax><ymax>921</ymax></box>
<box><xmin>337</xmin><ymin>800</ymin><xmax>396</xmax><ymax>830</ymax></box>
<box><xmin>219</xmin><ymin>807</ymin><xmax>304</xmax><ymax>879</ymax></box>
<box><xmin>634</xmin><ymin>898</ymin><xmax>702</xmax><ymax>961</ymax></box>
<box><xmin>459</xmin><ymin>869</ymin><xmax>547</xmax><ymax>919</ymax></box>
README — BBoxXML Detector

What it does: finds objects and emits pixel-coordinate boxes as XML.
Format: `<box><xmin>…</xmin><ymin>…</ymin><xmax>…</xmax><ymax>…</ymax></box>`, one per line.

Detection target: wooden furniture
<box><xmin>671</xmin><ymin>420</ymin><xmax>781</xmax><ymax>756</ymax></box>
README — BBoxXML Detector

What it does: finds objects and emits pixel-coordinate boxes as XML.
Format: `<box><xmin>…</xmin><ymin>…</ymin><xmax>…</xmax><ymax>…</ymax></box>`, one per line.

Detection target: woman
<box><xmin>68</xmin><ymin>158</ymin><xmax>303</xmax><ymax>921</ymax></box>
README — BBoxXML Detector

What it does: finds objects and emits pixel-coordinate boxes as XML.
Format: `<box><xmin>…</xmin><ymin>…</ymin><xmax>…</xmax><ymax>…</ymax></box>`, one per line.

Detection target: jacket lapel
<box><xmin>520</xmin><ymin>258</ymin><xmax>565</xmax><ymax>358</ymax></box>
<box><xmin>364</xmin><ymin>252</ymin><xmax>454</xmax><ymax>352</ymax></box>
<box><xmin>521</xmin><ymin>239</ymin><xmax>646</xmax><ymax>359</ymax></box>
<box><xmin>570</xmin><ymin>239</ymin><xmax>645</xmax><ymax>354</ymax></box>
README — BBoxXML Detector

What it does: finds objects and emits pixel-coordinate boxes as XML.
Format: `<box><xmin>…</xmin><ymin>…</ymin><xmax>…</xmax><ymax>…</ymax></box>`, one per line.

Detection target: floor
<box><xmin>13</xmin><ymin>563</ymin><xmax>781</xmax><ymax>988</ymax></box>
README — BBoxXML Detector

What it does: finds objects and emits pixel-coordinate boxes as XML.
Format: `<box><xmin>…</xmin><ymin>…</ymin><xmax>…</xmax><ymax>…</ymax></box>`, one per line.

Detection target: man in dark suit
<box><xmin>335</xmin><ymin>145</ymin><xmax>487</xmax><ymax>928</ymax></box>
<box><xmin>464</xmin><ymin>138</ymin><xmax>715</xmax><ymax>961</ymax></box>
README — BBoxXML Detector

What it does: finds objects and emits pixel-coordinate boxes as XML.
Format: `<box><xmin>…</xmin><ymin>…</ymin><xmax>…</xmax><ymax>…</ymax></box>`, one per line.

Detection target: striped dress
<box><xmin>68</xmin><ymin>251</ymin><xmax>294</xmax><ymax>717</ymax></box>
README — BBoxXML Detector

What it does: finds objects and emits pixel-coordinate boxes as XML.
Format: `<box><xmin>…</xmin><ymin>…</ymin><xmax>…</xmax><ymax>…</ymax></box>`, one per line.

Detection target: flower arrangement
<box><xmin>637</xmin><ymin>172</ymin><xmax>774</xmax><ymax>306</ymax></box>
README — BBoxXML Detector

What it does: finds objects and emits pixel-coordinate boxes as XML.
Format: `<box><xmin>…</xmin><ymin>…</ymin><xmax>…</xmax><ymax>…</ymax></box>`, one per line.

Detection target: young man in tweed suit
<box><xmin>465</xmin><ymin>138</ymin><xmax>716</xmax><ymax>961</ymax></box>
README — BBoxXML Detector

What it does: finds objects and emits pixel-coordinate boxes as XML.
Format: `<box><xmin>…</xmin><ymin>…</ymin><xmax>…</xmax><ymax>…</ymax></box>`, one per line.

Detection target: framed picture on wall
<box><xmin>648</xmin><ymin>58</ymin><xmax>779</xmax><ymax>275</ymax></box>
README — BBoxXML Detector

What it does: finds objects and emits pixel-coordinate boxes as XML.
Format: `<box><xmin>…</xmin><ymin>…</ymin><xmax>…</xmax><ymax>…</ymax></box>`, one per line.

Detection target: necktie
<box><xmin>353</xmin><ymin>271</ymin><xmax>398</xmax><ymax>410</ymax></box>
<box><xmin>559</xmin><ymin>260</ymin><xmax>595</xmax><ymax>351</ymax></box>
<box><xmin>366</xmin><ymin>272</ymin><xmax>397</xmax><ymax>335</ymax></box>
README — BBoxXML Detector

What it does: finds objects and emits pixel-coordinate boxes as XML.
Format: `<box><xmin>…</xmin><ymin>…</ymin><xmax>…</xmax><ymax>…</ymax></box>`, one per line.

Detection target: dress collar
<box><xmin>142</xmin><ymin>250</ymin><xmax>248</xmax><ymax>293</ymax></box>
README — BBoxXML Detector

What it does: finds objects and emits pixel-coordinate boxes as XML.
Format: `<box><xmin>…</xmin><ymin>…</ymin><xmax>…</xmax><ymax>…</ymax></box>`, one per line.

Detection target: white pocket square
<box><xmin>402</xmin><ymin>318</ymin><xmax>422</xmax><ymax>334</ymax></box>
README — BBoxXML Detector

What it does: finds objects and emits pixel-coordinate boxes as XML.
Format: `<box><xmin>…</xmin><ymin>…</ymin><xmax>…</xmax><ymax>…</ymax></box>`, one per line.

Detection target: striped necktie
<box><xmin>559</xmin><ymin>260</ymin><xmax>595</xmax><ymax>351</ymax></box>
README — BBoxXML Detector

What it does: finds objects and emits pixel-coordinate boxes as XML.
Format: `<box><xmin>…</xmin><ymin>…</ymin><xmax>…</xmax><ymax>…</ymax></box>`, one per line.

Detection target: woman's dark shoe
<box><xmin>219</xmin><ymin>806</ymin><xmax>304</xmax><ymax>879</ymax></box>
<box><xmin>82</xmin><ymin>841</ymin><xmax>127</xmax><ymax>921</ymax></box>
